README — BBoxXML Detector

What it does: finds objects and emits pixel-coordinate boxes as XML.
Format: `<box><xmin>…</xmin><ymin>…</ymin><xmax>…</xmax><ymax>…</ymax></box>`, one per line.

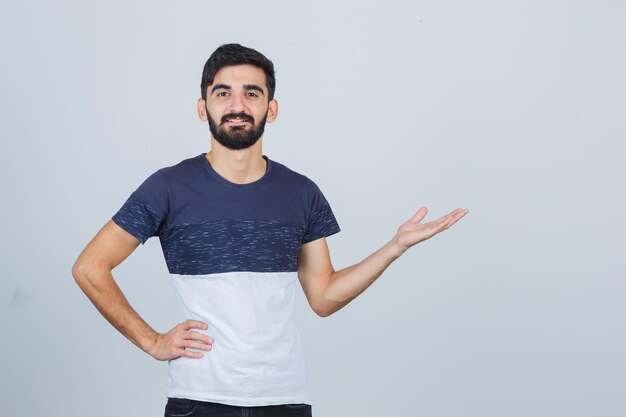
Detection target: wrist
<box><xmin>386</xmin><ymin>236</ymin><xmax>406</xmax><ymax>259</ymax></box>
<box><xmin>141</xmin><ymin>331</ymin><xmax>161</xmax><ymax>357</ymax></box>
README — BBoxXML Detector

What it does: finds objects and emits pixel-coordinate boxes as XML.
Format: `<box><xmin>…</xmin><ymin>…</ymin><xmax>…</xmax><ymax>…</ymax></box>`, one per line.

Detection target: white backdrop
<box><xmin>1</xmin><ymin>1</ymin><xmax>624</xmax><ymax>416</ymax></box>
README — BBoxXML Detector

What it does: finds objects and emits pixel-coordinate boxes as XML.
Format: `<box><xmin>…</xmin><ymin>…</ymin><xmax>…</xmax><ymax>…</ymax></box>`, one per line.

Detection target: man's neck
<box><xmin>206</xmin><ymin>142</ymin><xmax>267</xmax><ymax>185</ymax></box>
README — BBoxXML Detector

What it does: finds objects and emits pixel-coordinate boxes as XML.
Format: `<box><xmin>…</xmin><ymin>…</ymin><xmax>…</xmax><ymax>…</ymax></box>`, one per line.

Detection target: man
<box><xmin>72</xmin><ymin>43</ymin><xmax>468</xmax><ymax>417</ymax></box>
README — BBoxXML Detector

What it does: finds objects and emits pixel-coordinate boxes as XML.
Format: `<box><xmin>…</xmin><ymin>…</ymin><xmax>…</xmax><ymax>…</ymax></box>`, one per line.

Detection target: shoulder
<box><xmin>158</xmin><ymin>154</ymin><xmax>203</xmax><ymax>180</ymax></box>
<box><xmin>131</xmin><ymin>154</ymin><xmax>203</xmax><ymax>197</ymax></box>
<box><xmin>135</xmin><ymin>154</ymin><xmax>206</xmax><ymax>193</ymax></box>
<box><xmin>268</xmin><ymin>157</ymin><xmax>331</xmax><ymax>212</ymax></box>
<box><xmin>269</xmin><ymin>157</ymin><xmax>320</xmax><ymax>193</ymax></box>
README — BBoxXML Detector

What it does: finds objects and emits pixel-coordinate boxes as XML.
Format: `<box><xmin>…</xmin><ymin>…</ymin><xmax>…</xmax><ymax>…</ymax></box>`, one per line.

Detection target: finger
<box><xmin>410</xmin><ymin>207</ymin><xmax>428</xmax><ymax>223</ymax></box>
<box><xmin>434</xmin><ymin>208</ymin><xmax>461</xmax><ymax>222</ymax></box>
<box><xmin>179</xmin><ymin>348</ymin><xmax>204</xmax><ymax>359</ymax></box>
<box><xmin>186</xmin><ymin>331</ymin><xmax>213</xmax><ymax>344</ymax></box>
<box><xmin>433</xmin><ymin>208</ymin><xmax>466</xmax><ymax>226</ymax></box>
<box><xmin>183</xmin><ymin>340</ymin><xmax>213</xmax><ymax>351</ymax></box>
<box><xmin>430</xmin><ymin>214</ymin><xmax>454</xmax><ymax>228</ymax></box>
<box><xmin>422</xmin><ymin>210</ymin><xmax>466</xmax><ymax>238</ymax></box>
<box><xmin>182</xmin><ymin>320</ymin><xmax>208</xmax><ymax>331</ymax></box>
<box><xmin>441</xmin><ymin>209</ymin><xmax>468</xmax><ymax>230</ymax></box>
<box><xmin>450</xmin><ymin>208</ymin><xmax>468</xmax><ymax>222</ymax></box>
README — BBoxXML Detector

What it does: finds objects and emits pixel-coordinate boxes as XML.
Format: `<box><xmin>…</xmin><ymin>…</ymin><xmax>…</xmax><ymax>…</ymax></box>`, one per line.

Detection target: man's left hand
<box><xmin>391</xmin><ymin>207</ymin><xmax>468</xmax><ymax>256</ymax></box>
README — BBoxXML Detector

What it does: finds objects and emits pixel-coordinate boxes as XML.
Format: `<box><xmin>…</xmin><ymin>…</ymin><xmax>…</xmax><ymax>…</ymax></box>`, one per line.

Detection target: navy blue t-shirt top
<box><xmin>112</xmin><ymin>153</ymin><xmax>341</xmax><ymax>275</ymax></box>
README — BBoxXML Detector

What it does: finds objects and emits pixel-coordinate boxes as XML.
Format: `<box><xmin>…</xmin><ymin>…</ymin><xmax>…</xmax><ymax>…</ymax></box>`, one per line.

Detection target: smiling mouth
<box><xmin>226</xmin><ymin>118</ymin><xmax>249</xmax><ymax>123</ymax></box>
<box><xmin>220</xmin><ymin>110</ymin><xmax>256</xmax><ymax>127</ymax></box>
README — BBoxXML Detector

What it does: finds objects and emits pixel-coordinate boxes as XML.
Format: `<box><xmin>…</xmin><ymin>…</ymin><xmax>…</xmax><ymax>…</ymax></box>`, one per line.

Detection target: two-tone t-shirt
<box><xmin>111</xmin><ymin>153</ymin><xmax>341</xmax><ymax>407</ymax></box>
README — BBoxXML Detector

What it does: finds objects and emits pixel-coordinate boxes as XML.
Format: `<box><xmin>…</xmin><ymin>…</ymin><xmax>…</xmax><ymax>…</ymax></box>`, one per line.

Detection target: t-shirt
<box><xmin>111</xmin><ymin>153</ymin><xmax>341</xmax><ymax>407</ymax></box>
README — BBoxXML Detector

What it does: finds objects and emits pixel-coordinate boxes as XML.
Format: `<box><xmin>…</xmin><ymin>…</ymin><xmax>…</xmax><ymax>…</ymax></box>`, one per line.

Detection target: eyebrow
<box><xmin>243</xmin><ymin>84</ymin><xmax>265</xmax><ymax>95</ymax></box>
<box><xmin>210</xmin><ymin>83</ymin><xmax>231</xmax><ymax>94</ymax></box>
<box><xmin>210</xmin><ymin>83</ymin><xmax>265</xmax><ymax>96</ymax></box>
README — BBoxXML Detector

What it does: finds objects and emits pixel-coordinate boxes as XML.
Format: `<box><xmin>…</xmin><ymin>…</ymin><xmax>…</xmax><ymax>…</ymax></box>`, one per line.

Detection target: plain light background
<box><xmin>1</xmin><ymin>1</ymin><xmax>624</xmax><ymax>416</ymax></box>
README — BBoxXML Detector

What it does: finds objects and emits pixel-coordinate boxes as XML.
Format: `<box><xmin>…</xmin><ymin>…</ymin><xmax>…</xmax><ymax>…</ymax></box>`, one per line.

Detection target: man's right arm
<box><xmin>71</xmin><ymin>220</ymin><xmax>213</xmax><ymax>360</ymax></box>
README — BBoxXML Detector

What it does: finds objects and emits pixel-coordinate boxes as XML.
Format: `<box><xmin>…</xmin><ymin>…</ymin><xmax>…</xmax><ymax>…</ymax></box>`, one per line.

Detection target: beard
<box><xmin>207</xmin><ymin>108</ymin><xmax>268</xmax><ymax>150</ymax></box>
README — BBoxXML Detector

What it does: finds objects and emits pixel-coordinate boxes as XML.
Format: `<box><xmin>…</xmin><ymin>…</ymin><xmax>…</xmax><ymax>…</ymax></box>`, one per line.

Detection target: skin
<box><xmin>72</xmin><ymin>63</ymin><xmax>469</xmax><ymax>362</ymax></box>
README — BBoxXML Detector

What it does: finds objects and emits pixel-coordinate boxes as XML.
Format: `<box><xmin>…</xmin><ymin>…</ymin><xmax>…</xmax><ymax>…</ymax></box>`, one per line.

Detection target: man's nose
<box><xmin>228</xmin><ymin>93</ymin><xmax>246</xmax><ymax>112</ymax></box>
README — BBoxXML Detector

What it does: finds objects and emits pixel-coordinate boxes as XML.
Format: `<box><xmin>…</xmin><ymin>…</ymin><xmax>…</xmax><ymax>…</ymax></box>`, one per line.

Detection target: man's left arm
<box><xmin>297</xmin><ymin>206</ymin><xmax>468</xmax><ymax>317</ymax></box>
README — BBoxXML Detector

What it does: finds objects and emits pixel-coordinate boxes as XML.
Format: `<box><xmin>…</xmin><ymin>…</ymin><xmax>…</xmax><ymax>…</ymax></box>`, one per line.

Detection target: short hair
<box><xmin>201</xmin><ymin>43</ymin><xmax>276</xmax><ymax>101</ymax></box>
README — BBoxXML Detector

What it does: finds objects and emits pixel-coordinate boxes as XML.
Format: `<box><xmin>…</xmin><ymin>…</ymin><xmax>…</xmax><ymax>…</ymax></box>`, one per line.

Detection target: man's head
<box><xmin>201</xmin><ymin>43</ymin><xmax>276</xmax><ymax>102</ymax></box>
<box><xmin>198</xmin><ymin>43</ymin><xmax>278</xmax><ymax>150</ymax></box>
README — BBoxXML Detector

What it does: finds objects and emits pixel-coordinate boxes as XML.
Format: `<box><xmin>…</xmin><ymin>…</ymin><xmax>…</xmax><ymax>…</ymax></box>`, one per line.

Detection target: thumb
<box><xmin>410</xmin><ymin>207</ymin><xmax>428</xmax><ymax>223</ymax></box>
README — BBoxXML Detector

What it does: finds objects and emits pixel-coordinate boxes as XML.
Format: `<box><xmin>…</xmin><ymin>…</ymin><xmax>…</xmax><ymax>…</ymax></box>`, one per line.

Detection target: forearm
<box><xmin>321</xmin><ymin>238</ymin><xmax>404</xmax><ymax>316</ymax></box>
<box><xmin>72</xmin><ymin>266</ymin><xmax>158</xmax><ymax>355</ymax></box>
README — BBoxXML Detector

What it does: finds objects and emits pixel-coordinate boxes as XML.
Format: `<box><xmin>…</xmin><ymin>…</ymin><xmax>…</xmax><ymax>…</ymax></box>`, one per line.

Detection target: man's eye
<box><xmin>246</xmin><ymin>92</ymin><xmax>258</xmax><ymax>97</ymax></box>
<box><xmin>216</xmin><ymin>91</ymin><xmax>228</xmax><ymax>97</ymax></box>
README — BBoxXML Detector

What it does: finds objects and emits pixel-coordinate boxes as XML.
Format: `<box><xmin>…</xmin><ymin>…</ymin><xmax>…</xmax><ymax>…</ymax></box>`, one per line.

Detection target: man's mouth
<box><xmin>223</xmin><ymin>115</ymin><xmax>253</xmax><ymax>125</ymax></box>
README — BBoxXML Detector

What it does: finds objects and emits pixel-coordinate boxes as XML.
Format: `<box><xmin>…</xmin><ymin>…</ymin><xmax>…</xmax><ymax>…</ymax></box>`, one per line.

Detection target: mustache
<box><xmin>221</xmin><ymin>112</ymin><xmax>254</xmax><ymax>125</ymax></box>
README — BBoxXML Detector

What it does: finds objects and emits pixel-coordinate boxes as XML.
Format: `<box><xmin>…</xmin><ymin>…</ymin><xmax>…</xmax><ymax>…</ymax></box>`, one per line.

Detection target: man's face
<box><xmin>198</xmin><ymin>64</ymin><xmax>278</xmax><ymax>150</ymax></box>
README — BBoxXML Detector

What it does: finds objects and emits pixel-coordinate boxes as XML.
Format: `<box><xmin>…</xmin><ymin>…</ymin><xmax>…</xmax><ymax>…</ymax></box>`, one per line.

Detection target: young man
<box><xmin>72</xmin><ymin>43</ymin><xmax>468</xmax><ymax>417</ymax></box>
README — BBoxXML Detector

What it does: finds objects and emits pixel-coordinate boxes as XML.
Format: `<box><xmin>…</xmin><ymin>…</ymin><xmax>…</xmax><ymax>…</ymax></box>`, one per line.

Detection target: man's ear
<box><xmin>197</xmin><ymin>98</ymin><xmax>208</xmax><ymax>122</ymax></box>
<box><xmin>266</xmin><ymin>99</ymin><xmax>279</xmax><ymax>123</ymax></box>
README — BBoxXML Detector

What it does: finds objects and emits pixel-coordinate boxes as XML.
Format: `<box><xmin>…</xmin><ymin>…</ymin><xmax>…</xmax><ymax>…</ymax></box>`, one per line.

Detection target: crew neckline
<box><xmin>199</xmin><ymin>153</ymin><xmax>273</xmax><ymax>189</ymax></box>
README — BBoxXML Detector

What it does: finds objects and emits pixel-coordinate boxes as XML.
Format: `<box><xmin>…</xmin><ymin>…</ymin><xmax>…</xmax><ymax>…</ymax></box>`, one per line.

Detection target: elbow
<box><xmin>312</xmin><ymin>288</ymin><xmax>342</xmax><ymax>318</ymax></box>
<box><xmin>72</xmin><ymin>260</ymin><xmax>84</xmax><ymax>283</ymax></box>
<box><xmin>72</xmin><ymin>259</ymin><xmax>90</xmax><ymax>288</ymax></box>
<box><xmin>316</xmin><ymin>308</ymin><xmax>330</xmax><ymax>318</ymax></box>
<box><xmin>312</xmin><ymin>302</ymin><xmax>334</xmax><ymax>318</ymax></box>
<box><xmin>313</xmin><ymin>292</ymin><xmax>353</xmax><ymax>318</ymax></box>
<box><xmin>315</xmin><ymin>308</ymin><xmax>333</xmax><ymax>318</ymax></box>
<box><xmin>72</xmin><ymin>258</ymin><xmax>102</xmax><ymax>289</ymax></box>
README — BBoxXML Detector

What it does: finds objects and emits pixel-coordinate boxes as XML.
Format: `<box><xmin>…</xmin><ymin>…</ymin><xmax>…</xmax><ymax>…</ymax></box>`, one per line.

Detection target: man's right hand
<box><xmin>149</xmin><ymin>320</ymin><xmax>214</xmax><ymax>361</ymax></box>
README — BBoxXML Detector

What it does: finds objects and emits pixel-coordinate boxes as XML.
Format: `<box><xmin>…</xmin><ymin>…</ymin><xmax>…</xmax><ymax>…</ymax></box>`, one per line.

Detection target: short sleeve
<box><xmin>111</xmin><ymin>170</ymin><xmax>168</xmax><ymax>244</ymax></box>
<box><xmin>301</xmin><ymin>178</ymin><xmax>341</xmax><ymax>245</ymax></box>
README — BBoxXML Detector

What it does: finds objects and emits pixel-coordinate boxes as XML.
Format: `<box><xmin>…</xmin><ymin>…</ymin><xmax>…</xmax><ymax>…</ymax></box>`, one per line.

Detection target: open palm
<box><xmin>394</xmin><ymin>207</ymin><xmax>468</xmax><ymax>254</ymax></box>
